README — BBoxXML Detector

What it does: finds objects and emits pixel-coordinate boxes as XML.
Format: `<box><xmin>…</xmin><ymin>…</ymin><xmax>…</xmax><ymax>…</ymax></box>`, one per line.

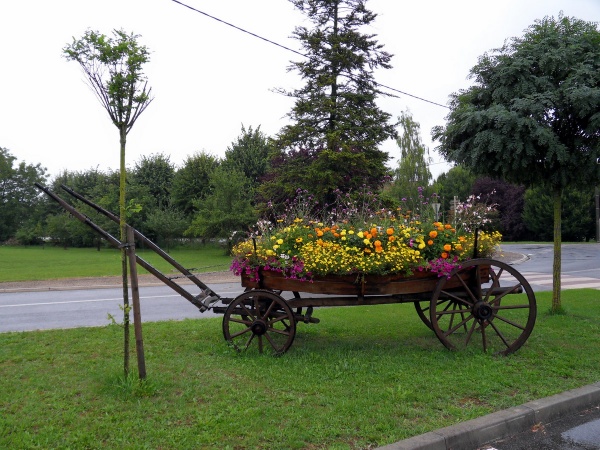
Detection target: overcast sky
<box><xmin>1</xmin><ymin>0</ymin><xmax>598</xmax><ymax>181</ymax></box>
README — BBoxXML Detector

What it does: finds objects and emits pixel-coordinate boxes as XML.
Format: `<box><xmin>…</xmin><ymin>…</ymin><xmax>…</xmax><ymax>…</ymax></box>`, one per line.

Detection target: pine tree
<box><xmin>265</xmin><ymin>0</ymin><xmax>396</xmax><ymax>207</ymax></box>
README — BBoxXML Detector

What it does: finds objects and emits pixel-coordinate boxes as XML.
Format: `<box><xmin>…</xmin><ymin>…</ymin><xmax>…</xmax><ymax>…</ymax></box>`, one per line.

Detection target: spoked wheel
<box><xmin>430</xmin><ymin>259</ymin><xmax>536</xmax><ymax>356</ymax></box>
<box><xmin>222</xmin><ymin>290</ymin><xmax>296</xmax><ymax>355</ymax></box>
<box><xmin>414</xmin><ymin>298</ymin><xmax>470</xmax><ymax>331</ymax></box>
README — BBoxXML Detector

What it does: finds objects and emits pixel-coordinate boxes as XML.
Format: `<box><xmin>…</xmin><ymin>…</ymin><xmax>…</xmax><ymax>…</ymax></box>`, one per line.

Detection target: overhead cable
<box><xmin>169</xmin><ymin>0</ymin><xmax>449</xmax><ymax>109</ymax></box>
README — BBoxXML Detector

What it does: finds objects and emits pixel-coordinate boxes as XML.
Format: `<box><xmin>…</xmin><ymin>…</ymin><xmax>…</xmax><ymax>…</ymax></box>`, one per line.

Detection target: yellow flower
<box><xmin>277</xmin><ymin>239</ymin><xmax>284</xmax><ymax>245</ymax></box>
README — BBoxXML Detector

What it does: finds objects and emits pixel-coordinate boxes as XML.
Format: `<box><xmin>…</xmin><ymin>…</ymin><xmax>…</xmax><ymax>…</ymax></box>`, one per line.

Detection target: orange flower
<box><xmin>428</xmin><ymin>240</ymin><xmax>434</xmax><ymax>246</ymax></box>
<box><xmin>429</xmin><ymin>230</ymin><xmax>438</xmax><ymax>238</ymax></box>
<box><xmin>444</xmin><ymin>224</ymin><xmax>452</xmax><ymax>229</ymax></box>
<box><xmin>441</xmin><ymin>252</ymin><xmax>449</xmax><ymax>259</ymax></box>
<box><xmin>370</xmin><ymin>227</ymin><xmax>378</xmax><ymax>236</ymax></box>
<box><xmin>443</xmin><ymin>244</ymin><xmax>452</xmax><ymax>252</ymax></box>
<box><xmin>374</xmin><ymin>240</ymin><xmax>382</xmax><ymax>248</ymax></box>
<box><xmin>316</xmin><ymin>229</ymin><xmax>324</xmax><ymax>237</ymax></box>
<box><xmin>386</xmin><ymin>228</ymin><xmax>394</xmax><ymax>236</ymax></box>
<box><xmin>389</xmin><ymin>236</ymin><xmax>396</xmax><ymax>242</ymax></box>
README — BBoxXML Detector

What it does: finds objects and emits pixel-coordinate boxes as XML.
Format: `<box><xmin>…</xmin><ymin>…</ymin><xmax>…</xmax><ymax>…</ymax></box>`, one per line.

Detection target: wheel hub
<box><xmin>251</xmin><ymin>319</ymin><xmax>268</xmax><ymax>335</ymax></box>
<box><xmin>473</xmin><ymin>301</ymin><xmax>493</xmax><ymax>321</ymax></box>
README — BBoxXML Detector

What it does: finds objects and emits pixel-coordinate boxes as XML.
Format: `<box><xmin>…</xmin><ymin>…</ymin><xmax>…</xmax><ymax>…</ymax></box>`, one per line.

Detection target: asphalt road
<box><xmin>0</xmin><ymin>282</ymin><xmax>244</xmax><ymax>333</ymax></box>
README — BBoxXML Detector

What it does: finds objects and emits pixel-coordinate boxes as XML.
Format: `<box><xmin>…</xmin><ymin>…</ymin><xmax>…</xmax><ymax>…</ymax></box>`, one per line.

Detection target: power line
<box><xmin>169</xmin><ymin>0</ymin><xmax>450</xmax><ymax>109</ymax></box>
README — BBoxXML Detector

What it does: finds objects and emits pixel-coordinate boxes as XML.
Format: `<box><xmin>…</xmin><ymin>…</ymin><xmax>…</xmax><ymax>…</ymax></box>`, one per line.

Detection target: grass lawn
<box><xmin>1</xmin><ymin>289</ymin><xmax>599</xmax><ymax>449</ymax></box>
<box><xmin>0</xmin><ymin>245</ymin><xmax>233</xmax><ymax>282</ymax></box>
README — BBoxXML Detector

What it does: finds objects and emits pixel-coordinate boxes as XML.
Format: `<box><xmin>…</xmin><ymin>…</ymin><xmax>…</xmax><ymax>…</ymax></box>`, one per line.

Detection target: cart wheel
<box><xmin>222</xmin><ymin>290</ymin><xmax>296</xmax><ymax>355</ymax></box>
<box><xmin>429</xmin><ymin>259</ymin><xmax>536</xmax><ymax>356</ymax></box>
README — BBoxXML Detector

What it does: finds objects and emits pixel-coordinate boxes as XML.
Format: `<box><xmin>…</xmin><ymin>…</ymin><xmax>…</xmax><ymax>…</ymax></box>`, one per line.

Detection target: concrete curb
<box><xmin>377</xmin><ymin>382</ymin><xmax>600</xmax><ymax>450</ymax></box>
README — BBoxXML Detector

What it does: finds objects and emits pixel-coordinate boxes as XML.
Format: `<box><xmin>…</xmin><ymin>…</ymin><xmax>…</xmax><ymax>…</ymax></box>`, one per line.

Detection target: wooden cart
<box><xmin>213</xmin><ymin>260</ymin><xmax>536</xmax><ymax>356</ymax></box>
<box><xmin>36</xmin><ymin>184</ymin><xmax>537</xmax><ymax>357</ymax></box>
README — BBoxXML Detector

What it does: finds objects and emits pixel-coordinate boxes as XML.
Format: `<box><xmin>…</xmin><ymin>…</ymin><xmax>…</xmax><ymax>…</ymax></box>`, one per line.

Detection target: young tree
<box><xmin>389</xmin><ymin>110</ymin><xmax>432</xmax><ymax>202</ymax></box>
<box><xmin>270</xmin><ymin>0</ymin><xmax>396</xmax><ymax>206</ymax></box>
<box><xmin>432</xmin><ymin>14</ymin><xmax>600</xmax><ymax>312</ymax></box>
<box><xmin>64</xmin><ymin>29</ymin><xmax>153</xmax><ymax>376</ymax></box>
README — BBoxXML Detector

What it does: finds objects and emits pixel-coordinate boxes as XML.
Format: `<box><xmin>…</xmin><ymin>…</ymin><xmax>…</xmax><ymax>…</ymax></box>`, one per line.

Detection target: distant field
<box><xmin>0</xmin><ymin>245</ymin><xmax>233</xmax><ymax>282</ymax></box>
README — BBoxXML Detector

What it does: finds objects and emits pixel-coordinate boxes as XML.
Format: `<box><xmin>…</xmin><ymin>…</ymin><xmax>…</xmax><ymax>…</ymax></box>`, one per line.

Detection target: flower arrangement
<box><xmin>230</xmin><ymin>189</ymin><xmax>501</xmax><ymax>282</ymax></box>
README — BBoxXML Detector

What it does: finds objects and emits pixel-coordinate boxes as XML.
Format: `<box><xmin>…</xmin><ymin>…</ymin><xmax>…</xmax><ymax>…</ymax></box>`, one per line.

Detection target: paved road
<box><xmin>0</xmin><ymin>282</ymin><xmax>244</xmax><ymax>333</ymax></box>
<box><xmin>502</xmin><ymin>243</ymin><xmax>600</xmax><ymax>291</ymax></box>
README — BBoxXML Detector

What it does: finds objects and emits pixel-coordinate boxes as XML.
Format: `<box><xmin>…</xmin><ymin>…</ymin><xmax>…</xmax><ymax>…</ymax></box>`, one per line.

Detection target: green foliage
<box><xmin>186</xmin><ymin>166</ymin><xmax>257</xmax><ymax>240</ymax></box>
<box><xmin>143</xmin><ymin>205</ymin><xmax>188</xmax><ymax>251</ymax></box>
<box><xmin>265</xmin><ymin>0</ymin><xmax>395</xmax><ymax>209</ymax></box>
<box><xmin>523</xmin><ymin>186</ymin><xmax>595</xmax><ymax>241</ymax></box>
<box><xmin>222</xmin><ymin>124</ymin><xmax>271</xmax><ymax>187</ymax></box>
<box><xmin>431</xmin><ymin>165</ymin><xmax>476</xmax><ymax>216</ymax></box>
<box><xmin>433</xmin><ymin>14</ymin><xmax>600</xmax><ymax>191</ymax></box>
<box><xmin>131</xmin><ymin>153</ymin><xmax>175</xmax><ymax>210</ymax></box>
<box><xmin>171</xmin><ymin>152</ymin><xmax>220</xmax><ymax>216</ymax></box>
<box><xmin>388</xmin><ymin>110</ymin><xmax>432</xmax><ymax>201</ymax></box>
<box><xmin>0</xmin><ymin>147</ymin><xmax>48</xmax><ymax>242</ymax></box>
<box><xmin>277</xmin><ymin>0</ymin><xmax>396</xmax><ymax>152</ymax></box>
<box><xmin>63</xmin><ymin>29</ymin><xmax>153</xmax><ymax>133</ymax></box>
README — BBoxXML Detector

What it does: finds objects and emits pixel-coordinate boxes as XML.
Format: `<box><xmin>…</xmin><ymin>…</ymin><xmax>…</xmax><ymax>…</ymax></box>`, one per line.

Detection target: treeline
<box><xmin>1</xmin><ymin>127</ymin><xmax>596</xmax><ymax>250</ymax></box>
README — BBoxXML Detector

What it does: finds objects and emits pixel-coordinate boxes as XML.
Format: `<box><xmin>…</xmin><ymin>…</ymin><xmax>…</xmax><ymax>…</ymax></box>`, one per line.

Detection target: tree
<box><xmin>172</xmin><ymin>152</ymin><xmax>220</xmax><ymax>217</ymax></box>
<box><xmin>64</xmin><ymin>29</ymin><xmax>153</xmax><ymax>376</ymax></box>
<box><xmin>144</xmin><ymin>205</ymin><xmax>188</xmax><ymax>252</ymax></box>
<box><xmin>131</xmin><ymin>153</ymin><xmax>175</xmax><ymax>210</ymax></box>
<box><xmin>186</xmin><ymin>166</ymin><xmax>257</xmax><ymax>241</ymax></box>
<box><xmin>0</xmin><ymin>147</ymin><xmax>47</xmax><ymax>242</ymax></box>
<box><xmin>222</xmin><ymin>125</ymin><xmax>271</xmax><ymax>187</ymax></box>
<box><xmin>432</xmin><ymin>14</ymin><xmax>600</xmax><ymax>312</ymax></box>
<box><xmin>269</xmin><ymin>0</ymin><xmax>396</xmax><ymax>206</ymax></box>
<box><xmin>388</xmin><ymin>110</ymin><xmax>432</xmax><ymax>202</ymax></box>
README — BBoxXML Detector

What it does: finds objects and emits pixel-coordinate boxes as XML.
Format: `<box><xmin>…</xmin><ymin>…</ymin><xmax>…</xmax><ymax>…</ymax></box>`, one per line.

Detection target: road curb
<box><xmin>377</xmin><ymin>382</ymin><xmax>600</xmax><ymax>450</ymax></box>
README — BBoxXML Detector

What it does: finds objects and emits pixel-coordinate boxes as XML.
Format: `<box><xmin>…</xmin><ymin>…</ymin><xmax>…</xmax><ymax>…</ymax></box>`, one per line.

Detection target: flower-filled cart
<box><xmin>37</xmin><ymin>184</ymin><xmax>537</xmax><ymax>357</ymax></box>
<box><xmin>222</xmin><ymin>219</ymin><xmax>537</xmax><ymax>356</ymax></box>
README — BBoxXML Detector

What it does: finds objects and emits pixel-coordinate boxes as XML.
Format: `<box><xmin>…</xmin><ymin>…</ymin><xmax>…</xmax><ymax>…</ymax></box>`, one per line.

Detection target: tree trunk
<box><xmin>119</xmin><ymin>126</ymin><xmax>130</xmax><ymax>376</ymax></box>
<box><xmin>552</xmin><ymin>186</ymin><xmax>562</xmax><ymax>313</ymax></box>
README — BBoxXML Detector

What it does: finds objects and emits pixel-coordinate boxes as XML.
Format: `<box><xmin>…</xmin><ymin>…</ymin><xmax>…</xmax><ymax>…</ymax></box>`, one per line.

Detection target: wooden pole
<box><xmin>126</xmin><ymin>225</ymin><xmax>147</xmax><ymax>379</ymax></box>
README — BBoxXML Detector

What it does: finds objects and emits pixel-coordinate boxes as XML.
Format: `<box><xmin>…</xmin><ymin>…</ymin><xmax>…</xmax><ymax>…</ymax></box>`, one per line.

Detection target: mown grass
<box><xmin>1</xmin><ymin>290</ymin><xmax>599</xmax><ymax>449</ymax></box>
<box><xmin>0</xmin><ymin>245</ymin><xmax>232</xmax><ymax>282</ymax></box>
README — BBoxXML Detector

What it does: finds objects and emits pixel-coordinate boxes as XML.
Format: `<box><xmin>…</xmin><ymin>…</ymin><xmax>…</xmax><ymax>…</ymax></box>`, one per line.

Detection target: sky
<box><xmin>1</xmin><ymin>0</ymin><xmax>599</xmax><ymax>181</ymax></box>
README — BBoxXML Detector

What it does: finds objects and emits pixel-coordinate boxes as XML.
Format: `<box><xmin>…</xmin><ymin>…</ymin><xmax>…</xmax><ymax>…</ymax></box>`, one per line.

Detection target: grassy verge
<box><xmin>0</xmin><ymin>245</ymin><xmax>233</xmax><ymax>282</ymax></box>
<box><xmin>1</xmin><ymin>290</ymin><xmax>599</xmax><ymax>449</ymax></box>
